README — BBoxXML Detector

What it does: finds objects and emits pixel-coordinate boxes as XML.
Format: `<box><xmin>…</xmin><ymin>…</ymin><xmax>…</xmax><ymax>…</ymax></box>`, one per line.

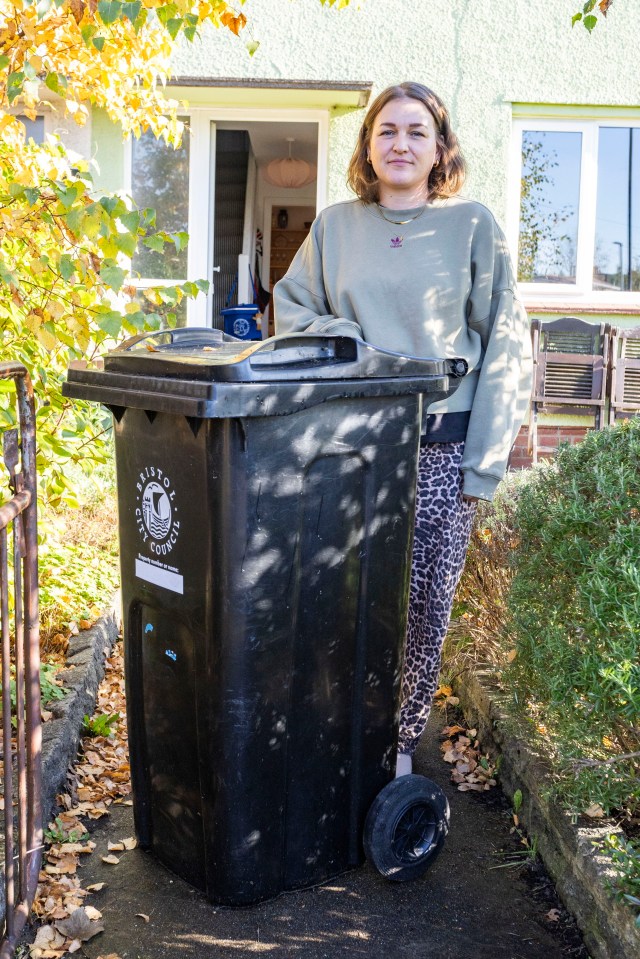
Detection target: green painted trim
<box><xmin>527</xmin><ymin>312</ymin><xmax>640</xmax><ymax>330</ymax></box>
<box><xmin>169</xmin><ymin>84</ymin><xmax>369</xmax><ymax>109</ymax></box>
<box><xmin>511</xmin><ymin>102</ymin><xmax>640</xmax><ymax>120</ymax></box>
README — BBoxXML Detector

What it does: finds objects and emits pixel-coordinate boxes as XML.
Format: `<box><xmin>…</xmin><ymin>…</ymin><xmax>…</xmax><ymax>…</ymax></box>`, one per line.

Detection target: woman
<box><xmin>274</xmin><ymin>82</ymin><xmax>532</xmax><ymax>777</ymax></box>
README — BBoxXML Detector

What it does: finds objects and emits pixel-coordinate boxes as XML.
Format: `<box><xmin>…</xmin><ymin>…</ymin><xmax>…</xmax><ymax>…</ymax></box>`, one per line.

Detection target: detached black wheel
<box><xmin>364</xmin><ymin>774</ymin><xmax>449</xmax><ymax>881</ymax></box>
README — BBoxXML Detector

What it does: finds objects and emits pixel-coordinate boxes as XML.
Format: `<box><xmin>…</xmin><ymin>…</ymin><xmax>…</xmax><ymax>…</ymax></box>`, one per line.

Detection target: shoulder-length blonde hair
<box><xmin>347</xmin><ymin>82</ymin><xmax>465</xmax><ymax>203</ymax></box>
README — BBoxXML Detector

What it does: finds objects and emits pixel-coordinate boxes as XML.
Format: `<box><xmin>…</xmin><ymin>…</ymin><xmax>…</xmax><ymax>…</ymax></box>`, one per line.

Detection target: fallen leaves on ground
<box><xmin>101</xmin><ymin>855</ymin><xmax>120</xmax><ymax>865</ymax></box>
<box><xmin>54</xmin><ymin>905</ymin><xmax>104</xmax><ymax>941</ymax></box>
<box><xmin>29</xmin><ymin>905</ymin><xmax>105</xmax><ymax>958</ymax></box>
<box><xmin>29</xmin><ymin>923</ymin><xmax>67</xmax><ymax>958</ymax></box>
<box><xmin>107</xmin><ymin>837</ymin><xmax>137</xmax><ymax>852</ymax></box>
<box><xmin>440</xmin><ymin>722</ymin><xmax>498</xmax><ymax>792</ymax></box>
<box><xmin>434</xmin><ymin>685</ymin><xmax>460</xmax><ymax>708</ymax></box>
<box><xmin>31</xmin><ymin>642</ymin><xmax>132</xmax><ymax>956</ymax></box>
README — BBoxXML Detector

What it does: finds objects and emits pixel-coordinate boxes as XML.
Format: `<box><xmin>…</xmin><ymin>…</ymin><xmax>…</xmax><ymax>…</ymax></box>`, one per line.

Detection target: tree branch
<box><xmin>572</xmin><ymin>750</ymin><xmax>640</xmax><ymax>770</ymax></box>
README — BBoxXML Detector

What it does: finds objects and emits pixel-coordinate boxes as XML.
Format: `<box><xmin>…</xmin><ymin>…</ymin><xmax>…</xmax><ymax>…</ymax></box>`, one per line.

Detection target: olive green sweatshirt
<box><xmin>273</xmin><ymin>197</ymin><xmax>532</xmax><ymax>501</ymax></box>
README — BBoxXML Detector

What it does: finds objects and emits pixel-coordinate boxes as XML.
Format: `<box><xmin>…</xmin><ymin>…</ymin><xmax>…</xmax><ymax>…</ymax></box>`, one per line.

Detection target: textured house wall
<box><xmin>84</xmin><ymin>1</ymin><xmax>640</xmax><ymax>436</ymax></box>
<box><xmin>163</xmin><ymin>0</ymin><xmax>640</xmax><ymax>224</ymax></box>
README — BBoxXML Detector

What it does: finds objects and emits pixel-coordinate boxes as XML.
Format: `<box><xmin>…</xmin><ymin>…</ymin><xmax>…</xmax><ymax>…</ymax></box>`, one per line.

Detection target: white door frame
<box><xmin>126</xmin><ymin>107</ymin><xmax>329</xmax><ymax>327</ymax></box>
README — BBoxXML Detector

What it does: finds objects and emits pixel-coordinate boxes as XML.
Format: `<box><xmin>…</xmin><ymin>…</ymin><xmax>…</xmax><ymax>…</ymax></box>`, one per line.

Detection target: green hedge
<box><xmin>506</xmin><ymin>419</ymin><xmax>640</xmax><ymax>817</ymax></box>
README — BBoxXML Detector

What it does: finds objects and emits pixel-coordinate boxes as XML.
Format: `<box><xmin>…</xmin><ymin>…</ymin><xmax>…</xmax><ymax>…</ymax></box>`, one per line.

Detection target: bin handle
<box><xmin>249</xmin><ymin>334</ymin><xmax>359</xmax><ymax>368</ymax></box>
<box><xmin>250</xmin><ymin>336</ymin><xmax>468</xmax><ymax>379</ymax></box>
<box><xmin>114</xmin><ymin>327</ymin><xmax>240</xmax><ymax>352</ymax></box>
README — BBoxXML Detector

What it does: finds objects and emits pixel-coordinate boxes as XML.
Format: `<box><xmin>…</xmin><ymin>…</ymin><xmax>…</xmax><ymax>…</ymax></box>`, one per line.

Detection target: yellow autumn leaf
<box><xmin>24</xmin><ymin>311</ymin><xmax>42</xmax><ymax>333</ymax></box>
<box><xmin>12</xmin><ymin>167</ymin><xmax>36</xmax><ymax>186</ymax></box>
<box><xmin>0</xmin><ymin>114</ymin><xmax>18</xmax><ymax>135</ymax></box>
<box><xmin>36</xmin><ymin>326</ymin><xmax>57</xmax><ymax>351</ymax></box>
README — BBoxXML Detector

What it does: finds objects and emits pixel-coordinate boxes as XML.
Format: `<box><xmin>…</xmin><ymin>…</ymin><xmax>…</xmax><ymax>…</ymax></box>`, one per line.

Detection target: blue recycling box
<box><xmin>221</xmin><ymin>304</ymin><xmax>261</xmax><ymax>340</ymax></box>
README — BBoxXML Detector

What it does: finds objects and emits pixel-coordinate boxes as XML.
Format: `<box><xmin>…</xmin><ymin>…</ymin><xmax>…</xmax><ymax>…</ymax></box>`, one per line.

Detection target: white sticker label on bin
<box><xmin>135</xmin><ymin>556</ymin><xmax>184</xmax><ymax>595</ymax></box>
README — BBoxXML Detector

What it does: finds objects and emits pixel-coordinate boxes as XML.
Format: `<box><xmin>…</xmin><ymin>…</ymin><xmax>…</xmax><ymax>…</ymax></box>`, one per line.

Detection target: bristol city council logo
<box><xmin>135</xmin><ymin>466</ymin><xmax>180</xmax><ymax>555</ymax></box>
<box><xmin>142</xmin><ymin>482</ymin><xmax>171</xmax><ymax>538</ymax></box>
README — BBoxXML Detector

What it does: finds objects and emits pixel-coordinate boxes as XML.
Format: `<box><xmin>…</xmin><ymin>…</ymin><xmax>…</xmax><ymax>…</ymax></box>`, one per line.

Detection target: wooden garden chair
<box><xmin>528</xmin><ymin>317</ymin><xmax>611</xmax><ymax>464</ymax></box>
<box><xmin>608</xmin><ymin>325</ymin><xmax>640</xmax><ymax>425</ymax></box>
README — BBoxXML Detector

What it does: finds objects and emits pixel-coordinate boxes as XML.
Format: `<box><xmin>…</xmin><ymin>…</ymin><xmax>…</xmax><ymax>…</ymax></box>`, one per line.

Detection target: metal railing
<box><xmin>0</xmin><ymin>363</ymin><xmax>41</xmax><ymax>958</ymax></box>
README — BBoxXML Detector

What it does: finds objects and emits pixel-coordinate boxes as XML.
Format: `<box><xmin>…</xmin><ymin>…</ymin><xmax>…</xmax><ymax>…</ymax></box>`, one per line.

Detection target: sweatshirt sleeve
<box><xmin>273</xmin><ymin>217</ymin><xmax>364</xmax><ymax>339</ymax></box>
<box><xmin>460</xmin><ymin>219</ymin><xmax>533</xmax><ymax>501</ymax></box>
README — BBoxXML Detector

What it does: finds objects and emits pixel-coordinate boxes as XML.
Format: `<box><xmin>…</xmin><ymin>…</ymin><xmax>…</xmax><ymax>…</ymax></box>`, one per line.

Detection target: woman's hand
<box><xmin>463</xmin><ymin>494</ymin><xmax>480</xmax><ymax>504</ymax></box>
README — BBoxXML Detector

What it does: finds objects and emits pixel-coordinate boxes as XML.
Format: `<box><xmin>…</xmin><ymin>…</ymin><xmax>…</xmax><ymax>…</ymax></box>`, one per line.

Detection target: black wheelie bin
<box><xmin>63</xmin><ymin>328</ymin><xmax>467</xmax><ymax>905</ymax></box>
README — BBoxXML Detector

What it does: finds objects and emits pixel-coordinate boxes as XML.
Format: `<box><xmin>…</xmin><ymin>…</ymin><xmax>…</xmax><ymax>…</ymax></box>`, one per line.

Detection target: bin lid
<box><xmin>104</xmin><ymin>328</ymin><xmax>467</xmax><ymax>381</ymax></box>
<box><xmin>63</xmin><ymin>328</ymin><xmax>467</xmax><ymax>418</ymax></box>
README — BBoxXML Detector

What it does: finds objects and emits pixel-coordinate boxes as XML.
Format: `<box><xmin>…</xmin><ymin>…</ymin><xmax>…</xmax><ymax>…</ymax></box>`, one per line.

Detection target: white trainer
<box><xmin>395</xmin><ymin>752</ymin><xmax>413</xmax><ymax>777</ymax></box>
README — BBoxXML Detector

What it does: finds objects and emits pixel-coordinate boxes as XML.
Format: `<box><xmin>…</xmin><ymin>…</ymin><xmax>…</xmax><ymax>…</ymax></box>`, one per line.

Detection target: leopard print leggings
<box><xmin>397</xmin><ymin>441</ymin><xmax>476</xmax><ymax>757</ymax></box>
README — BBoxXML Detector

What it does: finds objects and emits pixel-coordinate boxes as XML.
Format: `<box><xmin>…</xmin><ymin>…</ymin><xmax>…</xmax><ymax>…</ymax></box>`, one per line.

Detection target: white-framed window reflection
<box><xmin>509</xmin><ymin>116</ymin><xmax>640</xmax><ymax>304</ymax></box>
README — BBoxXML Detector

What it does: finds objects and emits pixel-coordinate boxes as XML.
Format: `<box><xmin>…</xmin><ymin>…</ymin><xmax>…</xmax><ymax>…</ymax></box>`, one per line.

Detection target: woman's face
<box><xmin>368</xmin><ymin>98</ymin><xmax>439</xmax><ymax>206</ymax></box>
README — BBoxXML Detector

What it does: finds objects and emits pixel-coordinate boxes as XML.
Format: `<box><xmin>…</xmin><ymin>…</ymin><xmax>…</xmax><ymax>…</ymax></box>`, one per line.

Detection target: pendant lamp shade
<box><xmin>262</xmin><ymin>138</ymin><xmax>317</xmax><ymax>189</ymax></box>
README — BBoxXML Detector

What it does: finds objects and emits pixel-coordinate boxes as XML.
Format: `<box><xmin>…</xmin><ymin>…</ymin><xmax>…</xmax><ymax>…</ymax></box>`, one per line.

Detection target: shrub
<box><xmin>505</xmin><ymin>420</ymin><xmax>640</xmax><ymax>818</ymax></box>
<box><xmin>444</xmin><ymin>423</ymin><xmax>640</xmax><ymax>915</ymax></box>
<box><xmin>603</xmin><ymin>834</ymin><xmax>640</xmax><ymax>929</ymax></box>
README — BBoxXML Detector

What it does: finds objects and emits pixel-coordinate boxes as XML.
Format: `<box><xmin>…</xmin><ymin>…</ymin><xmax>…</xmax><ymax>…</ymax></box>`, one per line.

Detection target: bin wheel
<box><xmin>363</xmin><ymin>774</ymin><xmax>450</xmax><ymax>882</ymax></box>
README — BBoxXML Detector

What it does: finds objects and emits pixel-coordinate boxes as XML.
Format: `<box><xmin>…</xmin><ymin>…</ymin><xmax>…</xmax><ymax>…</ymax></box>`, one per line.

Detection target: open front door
<box><xmin>188</xmin><ymin>115</ymin><xmax>216</xmax><ymax>327</ymax></box>
<box><xmin>128</xmin><ymin>108</ymin><xmax>327</xmax><ymax>329</ymax></box>
<box><xmin>129</xmin><ymin>117</ymin><xmax>216</xmax><ymax>327</ymax></box>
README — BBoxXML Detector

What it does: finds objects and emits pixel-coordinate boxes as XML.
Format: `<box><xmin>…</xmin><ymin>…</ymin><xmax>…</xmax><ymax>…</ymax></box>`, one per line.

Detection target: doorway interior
<box><xmin>127</xmin><ymin>109</ymin><xmax>326</xmax><ymax>329</ymax></box>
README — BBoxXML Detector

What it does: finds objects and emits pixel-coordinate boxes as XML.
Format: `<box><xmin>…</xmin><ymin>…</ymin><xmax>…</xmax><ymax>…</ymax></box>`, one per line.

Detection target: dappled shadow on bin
<box><xmin>63</xmin><ymin>331</ymin><xmax>466</xmax><ymax>906</ymax></box>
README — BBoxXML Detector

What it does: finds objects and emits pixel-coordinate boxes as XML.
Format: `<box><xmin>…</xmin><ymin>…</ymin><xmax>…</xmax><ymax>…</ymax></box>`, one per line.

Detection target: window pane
<box><xmin>17</xmin><ymin>116</ymin><xmax>44</xmax><ymax>144</ymax></box>
<box><xmin>593</xmin><ymin>127</ymin><xmax>640</xmax><ymax>292</ymax></box>
<box><xmin>518</xmin><ymin>130</ymin><xmax>581</xmax><ymax>284</ymax></box>
<box><xmin>131</xmin><ymin>124</ymin><xmax>190</xmax><ymax>281</ymax></box>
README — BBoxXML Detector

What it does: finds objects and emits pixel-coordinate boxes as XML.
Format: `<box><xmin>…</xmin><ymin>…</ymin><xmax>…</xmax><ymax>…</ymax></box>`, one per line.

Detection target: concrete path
<box><xmin>67</xmin><ymin>713</ymin><xmax>587</xmax><ymax>959</ymax></box>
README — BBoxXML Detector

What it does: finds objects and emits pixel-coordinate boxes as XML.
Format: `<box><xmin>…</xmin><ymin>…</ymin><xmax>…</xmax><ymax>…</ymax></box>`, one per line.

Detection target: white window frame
<box><xmin>507</xmin><ymin>116</ymin><xmax>640</xmax><ymax>308</ymax></box>
<box><xmin>125</xmin><ymin>107</ymin><xmax>329</xmax><ymax>326</ymax></box>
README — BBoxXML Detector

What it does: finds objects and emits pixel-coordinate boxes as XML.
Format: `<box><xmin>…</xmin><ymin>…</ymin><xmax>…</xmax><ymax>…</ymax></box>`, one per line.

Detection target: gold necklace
<box><xmin>367</xmin><ymin>202</ymin><xmax>428</xmax><ymax>248</ymax></box>
<box><xmin>376</xmin><ymin>203</ymin><xmax>428</xmax><ymax>225</ymax></box>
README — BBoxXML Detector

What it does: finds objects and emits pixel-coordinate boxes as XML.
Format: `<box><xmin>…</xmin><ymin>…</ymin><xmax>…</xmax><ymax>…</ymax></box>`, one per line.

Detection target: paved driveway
<box><xmin>65</xmin><ymin>712</ymin><xmax>586</xmax><ymax>959</ymax></box>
